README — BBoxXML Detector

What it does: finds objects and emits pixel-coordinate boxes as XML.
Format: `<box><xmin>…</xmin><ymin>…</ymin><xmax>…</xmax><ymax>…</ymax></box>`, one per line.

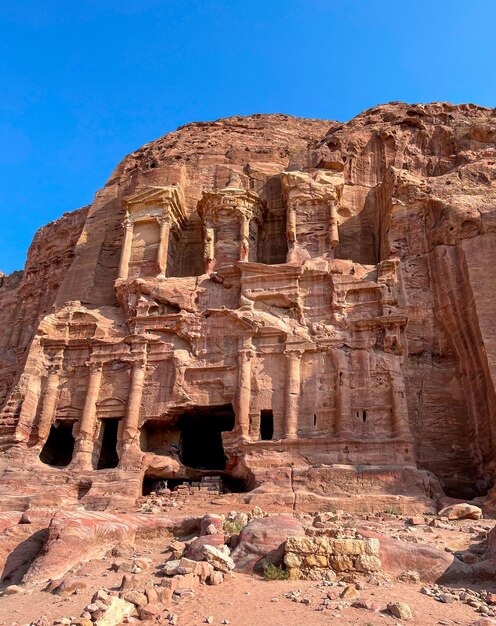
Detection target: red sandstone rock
<box><xmin>185</xmin><ymin>534</ymin><xmax>226</xmax><ymax>562</ymax></box>
<box><xmin>359</xmin><ymin>528</ymin><xmax>472</xmax><ymax>583</ymax></box>
<box><xmin>22</xmin><ymin>511</ymin><xmax>200</xmax><ymax>583</ymax></box>
<box><xmin>0</xmin><ymin>104</ymin><xmax>495</xmax><ymax>513</ymax></box>
<box><xmin>231</xmin><ymin>515</ymin><xmax>305</xmax><ymax>573</ymax></box>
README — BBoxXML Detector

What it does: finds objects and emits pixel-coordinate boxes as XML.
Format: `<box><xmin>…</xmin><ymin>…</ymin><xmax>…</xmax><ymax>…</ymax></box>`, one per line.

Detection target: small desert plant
<box><xmin>223</xmin><ymin>518</ymin><xmax>246</xmax><ymax>535</ymax></box>
<box><xmin>261</xmin><ymin>561</ymin><xmax>289</xmax><ymax>581</ymax></box>
<box><xmin>383</xmin><ymin>506</ymin><xmax>402</xmax><ymax>516</ymax></box>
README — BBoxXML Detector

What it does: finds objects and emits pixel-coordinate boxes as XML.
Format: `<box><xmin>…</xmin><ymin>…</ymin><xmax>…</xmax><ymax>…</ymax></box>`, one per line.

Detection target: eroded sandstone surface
<box><xmin>0</xmin><ymin>103</ymin><xmax>495</xmax><ymax>514</ymax></box>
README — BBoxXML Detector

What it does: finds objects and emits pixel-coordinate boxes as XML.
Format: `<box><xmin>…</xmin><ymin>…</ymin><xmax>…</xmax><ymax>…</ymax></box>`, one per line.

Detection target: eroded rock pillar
<box><xmin>236</xmin><ymin>337</ymin><xmax>254</xmax><ymax>440</ymax></box>
<box><xmin>286</xmin><ymin>204</ymin><xmax>297</xmax><ymax>260</ymax></box>
<box><xmin>14</xmin><ymin>377</ymin><xmax>42</xmax><ymax>443</ymax></box>
<box><xmin>284</xmin><ymin>349</ymin><xmax>302</xmax><ymax>439</ymax></box>
<box><xmin>157</xmin><ymin>217</ymin><xmax>171</xmax><ymax>276</ymax></box>
<box><xmin>329</xmin><ymin>202</ymin><xmax>339</xmax><ymax>249</ymax></box>
<box><xmin>120</xmin><ymin>353</ymin><xmax>147</xmax><ymax>461</ymax></box>
<box><xmin>204</xmin><ymin>223</ymin><xmax>215</xmax><ymax>273</ymax></box>
<box><xmin>118</xmin><ymin>219</ymin><xmax>134</xmax><ymax>280</ymax></box>
<box><xmin>37</xmin><ymin>356</ymin><xmax>64</xmax><ymax>443</ymax></box>
<box><xmin>239</xmin><ymin>215</ymin><xmax>250</xmax><ymax>262</ymax></box>
<box><xmin>72</xmin><ymin>362</ymin><xmax>103</xmax><ymax>469</ymax></box>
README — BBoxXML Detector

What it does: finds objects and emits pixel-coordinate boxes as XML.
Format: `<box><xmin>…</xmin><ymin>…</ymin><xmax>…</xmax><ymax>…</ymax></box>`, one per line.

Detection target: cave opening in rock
<box><xmin>260</xmin><ymin>409</ymin><xmax>274</xmax><ymax>440</ymax></box>
<box><xmin>96</xmin><ymin>418</ymin><xmax>120</xmax><ymax>469</ymax></box>
<box><xmin>142</xmin><ymin>476</ymin><xmax>171</xmax><ymax>496</ymax></box>
<box><xmin>179</xmin><ymin>404</ymin><xmax>235</xmax><ymax>470</ymax></box>
<box><xmin>140</xmin><ymin>419</ymin><xmax>180</xmax><ymax>454</ymax></box>
<box><xmin>441</xmin><ymin>476</ymin><xmax>491</xmax><ymax>501</ymax></box>
<box><xmin>39</xmin><ymin>421</ymin><xmax>75</xmax><ymax>467</ymax></box>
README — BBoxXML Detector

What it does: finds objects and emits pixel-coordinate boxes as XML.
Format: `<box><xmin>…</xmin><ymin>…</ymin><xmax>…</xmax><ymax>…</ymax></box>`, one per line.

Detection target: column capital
<box><xmin>47</xmin><ymin>361</ymin><xmax>62</xmax><ymax>375</ymax></box>
<box><xmin>156</xmin><ymin>215</ymin><xmax>171</xmax><ymax>227</ymax></box>
<box><xmin>86</xmin><ymin>361</ymin><xmax>104</xmax><ymax>373</ymax></box>
<box><xmin>284</xmin><ymin>347</ymin><xmax>305</xmax><ymax>360</ymax></box>
<box><xmin>123</xmin><ymin>217</ymin><xmax>134</xmax><ymax>230</ymax></box>
<box><xmin>239</xmin><ymin>348</ymin><xmax>256</xmax><ymax>361</ymax></box>
<box><xmin>132</xmin><ymin>356</ymin><xmax>147</xmax><ymax>369</ymax></box>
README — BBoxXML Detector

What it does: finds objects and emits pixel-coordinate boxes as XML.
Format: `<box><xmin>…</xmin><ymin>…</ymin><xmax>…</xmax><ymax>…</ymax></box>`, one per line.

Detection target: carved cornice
<box><xmin>197</xmin><ymin>187</ymin><xmax>265</xmax><ymax>224</ymax></box>
<box><xmin>122</xmin><ymin>185</ymin><xmax>186</xmax><ymax>230</ymax></box>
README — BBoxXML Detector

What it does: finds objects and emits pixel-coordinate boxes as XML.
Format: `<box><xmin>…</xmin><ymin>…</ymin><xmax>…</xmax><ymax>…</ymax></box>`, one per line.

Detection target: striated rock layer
<box><xmin>0</xmin><ymin>104</ymin><xmax>495</xmax><ymax>513</ymax></box>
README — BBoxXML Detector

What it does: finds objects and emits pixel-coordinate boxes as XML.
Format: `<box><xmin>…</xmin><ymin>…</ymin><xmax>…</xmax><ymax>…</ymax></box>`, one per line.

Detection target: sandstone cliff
<box><xmin>0</xmin><ymin>104</ymin><xmax>494</xmax><ymax>513</ymax></box>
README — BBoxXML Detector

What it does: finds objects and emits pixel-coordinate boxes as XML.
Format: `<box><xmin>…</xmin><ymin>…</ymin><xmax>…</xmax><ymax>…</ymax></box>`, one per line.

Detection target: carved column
<box><xmin>329</xmin><ymin>202</ymin><xmax>339</xmax><ymax>249</ymax></box>
<box><xmin>283</xmin><ymin>348</ymin><xmax>303</xmax><ymax>439</ymax></box>
<box><xmin>236</xmin><ymin>337</ymin><xmax>254</xmax><ymax>440</ymax></box>
<box><xmin>157</xmin><ymin>217</ymin><xmax>171</xmax><ymax>276</ymax></box>
<box><xmin>118</xmin><ymin>219</ymin><xmax>134</xmax><ymax>280</ymax></box>
<box><xmin>333</xmin><ymin>349</ymin><xmax>351</xmax><ymax>437</ymax></box>
<box><xmin>286</xmin><ymin>204</ymin><xmax>297</xmax><ymax>259</ymax></box>
<box><xmin>390</xmin><ymin>371</ymin><xmax>410</xmax><ymax>438</ymax></box>
<box><xmin>72</xmin><ymin>362</ymin><xmax>103</xmax><ymax>468</ymax></box>
<box><xmin>37</xmin><ymin>355</ymin><xmax>64</xmax><ymax>442</ymax></box>
<box><xmin>204</xmin><ymin>223</ymin><xmax>215</xmax><ymax>273</ymax></box>
<box><xmin>239</xmin><ymin>214</ymin><xmax>250</xmax><ymax>262</ymax></box>
<box><xmin>121</xmin><ymin>353</ymin><xmax>147</xmax><ymax>456</ymax></box>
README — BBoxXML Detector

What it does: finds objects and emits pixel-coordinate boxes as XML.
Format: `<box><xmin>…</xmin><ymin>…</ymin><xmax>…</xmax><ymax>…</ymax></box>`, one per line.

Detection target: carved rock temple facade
<box><xmin>1</xmin><ymin>104</ymin><xmax>496</xmax><ymax>512</ymax></box>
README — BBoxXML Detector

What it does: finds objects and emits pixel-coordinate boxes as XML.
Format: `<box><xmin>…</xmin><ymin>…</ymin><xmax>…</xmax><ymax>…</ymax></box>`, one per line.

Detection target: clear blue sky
<box><xmin>1</xmin><ymin>0</ymin><xmax>495</xmax><ymax>273</ymax></box>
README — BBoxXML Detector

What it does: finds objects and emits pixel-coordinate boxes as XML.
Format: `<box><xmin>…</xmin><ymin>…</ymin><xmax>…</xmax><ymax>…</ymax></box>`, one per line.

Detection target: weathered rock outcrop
<box><xmin>0</xmin><ymin>103</ymin><xmax>495</xmax><ymax>512</ymax></box>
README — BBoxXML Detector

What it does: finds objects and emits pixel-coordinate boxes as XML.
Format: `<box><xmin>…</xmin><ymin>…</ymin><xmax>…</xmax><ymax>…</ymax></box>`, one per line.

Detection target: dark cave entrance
<box><xmin>96</xmin><ymin>419</ymin><xmax>120</xmax><ymax>470</ymax></box>
<box><xmin>39</xmin><ymin>421</ymin><xmax>75</xmax><ymax>467</ymax></box>
<box><xmin>441</xmin><ymin>476</ymin><xmax>491</xmax><ymax>501</ymax></box>
<box><xmin>260</xmin><ymin>409</ymin><xmax>274</xmax><ymax>440</ymax></box>
<box><xmin>179</xmin><ymin>404</ymin><xmax>235</xmax><ymax>470</ymax></box>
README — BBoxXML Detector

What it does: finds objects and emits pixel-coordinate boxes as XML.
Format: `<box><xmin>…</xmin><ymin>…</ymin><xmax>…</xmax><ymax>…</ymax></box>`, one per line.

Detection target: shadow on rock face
<box><xmin>1</xmin><ymin>528</ymin><xmax>48</xmax><ymax>588</ymax></box>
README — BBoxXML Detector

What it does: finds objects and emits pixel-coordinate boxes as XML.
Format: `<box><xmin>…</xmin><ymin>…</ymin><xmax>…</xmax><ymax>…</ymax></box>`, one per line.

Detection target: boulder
<box><xmin>203</xmin><ymin>545</ymin><xmax>235</xmax><ymax>573</ymax></box>
<box><xmin>387</xmin><ymin>602</ymin><xmax>413</xmax><ymax>620</ymax></box>
<box><xmin>185</xmin><ymin>533</ymin><xmax>225</xmax><ymax>561</ymax></box>
<box><xmin>359</xmin><ymin>528</ymin><xmax>471</xmax><ymax>583</ymax></box>
<box><xmin>93</xmin><ymin>596</ymin><xmax>135</xmax><ymax>626</ymax></box>
<box><xmin>231</xmin><ymin>515</ymin><xmax>305</xmax><ymax>573</ymax></box>
<box><xmin>200</xmin><ymin>514</ymin><xmax>224</xmax><ymax>536</ymax></box>
<box><xmin>438</xmin><ymin>503</ymin><xmax>483</xmax><ymax>520</ymax></box>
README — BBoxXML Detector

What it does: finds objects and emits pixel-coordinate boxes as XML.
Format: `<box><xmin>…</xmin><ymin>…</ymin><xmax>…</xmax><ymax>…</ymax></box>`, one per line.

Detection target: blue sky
<box><xmin>1</xmin><ymin>0</ymin><xmax>495</xmax><ymax>273</ymax></box>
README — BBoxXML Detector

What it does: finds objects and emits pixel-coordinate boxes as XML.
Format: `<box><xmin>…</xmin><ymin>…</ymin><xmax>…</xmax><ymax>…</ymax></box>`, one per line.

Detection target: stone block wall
<box><xmin>284</xmin><ymin>534</ymin><xmax>381</xmax><ymax>580</ymax></box>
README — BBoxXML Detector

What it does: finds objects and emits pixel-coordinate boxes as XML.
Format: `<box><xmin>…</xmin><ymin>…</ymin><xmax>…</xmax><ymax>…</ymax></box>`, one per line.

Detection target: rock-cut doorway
<box><xmin>178</xmin><ymin>404</ymin><xmax>235</xmax><ymax>470</ymax></box>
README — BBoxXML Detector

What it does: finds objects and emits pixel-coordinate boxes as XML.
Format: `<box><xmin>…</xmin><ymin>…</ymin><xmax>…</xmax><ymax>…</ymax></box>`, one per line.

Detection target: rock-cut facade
<box><xmin>0</xmin><ymin>103</ymin><xmax>495</xmax><ymax>512</ymax></box>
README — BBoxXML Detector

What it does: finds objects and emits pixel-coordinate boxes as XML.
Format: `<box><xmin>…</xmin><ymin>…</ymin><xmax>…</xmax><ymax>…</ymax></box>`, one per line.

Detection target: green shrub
<box><xmin>261</xmin><ymin>561</ymin><xmax>289</xmax><ymax>581</ymax></box>
<box><xmin>223</xmin><ymin>518</ymin><xmax>246</xmax><ymax>535</ymax></box>
<box><xmin>383</xmin><ymin>506</ymin><xmax>402</xmax><ymax>516</ymax></box>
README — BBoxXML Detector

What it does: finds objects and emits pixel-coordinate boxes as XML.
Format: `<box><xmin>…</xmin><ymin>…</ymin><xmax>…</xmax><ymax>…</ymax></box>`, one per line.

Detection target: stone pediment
<box><xmin>122</xmin><ymin>185</ymin><xmax>185</xmax><ymax>212</ymax></box>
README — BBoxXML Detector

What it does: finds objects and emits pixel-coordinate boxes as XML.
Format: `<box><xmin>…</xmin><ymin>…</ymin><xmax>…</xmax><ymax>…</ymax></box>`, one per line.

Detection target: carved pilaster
<box><xmin>332</xmin><ymin>349</ymin><xmax>351</xmax><ymax>437</ymax></box>
<box><xmin>37</xmin><ymin>353</ymin><xmax>64</xmax><ymax>442</ymax></box>
<box><xmin>204</xmin><ymin>222</ymin><xmax>215</xmax><ymax>273</ymax></box>
<box><xmin>329</xmin><ymin>202</ymin><xmax>339</xmax><ymax>249</ymax></box>
<box><xmin>72</xmin><ymin>361</ymin><xmax>103</xmax><ymax>469</ymax></box>
<box><xmin>157</xmin><ymin>216</ymin><xmax>171</xmax><ymax>276</ymax></box>
<box><xmin>390</xmin><ymin>371</ymin><xmax>410</xmax><ymax>438</ymax></box>
<box><xmin>120</xmin><ymin>348</ymin><xmax>147</xmax><ymax>463</ymax></box>
<box><xmin>239</xmin><ymin>214</ymin><xmax>250</xmax><ymax>262</ymax></box>
<box><xmin>236</xmin><ymin>337</ymin><xmax>255</xmax><ymax>440</ymax></box>
<box><xmin>283</xmin><ymin>348</ymin><xmax>304</xmax><ymax>439</ymax></box>
<box><xmin>118</xmin><ymin>219</ymin><xmax>134</xmax><ymax>280</ymax></box>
